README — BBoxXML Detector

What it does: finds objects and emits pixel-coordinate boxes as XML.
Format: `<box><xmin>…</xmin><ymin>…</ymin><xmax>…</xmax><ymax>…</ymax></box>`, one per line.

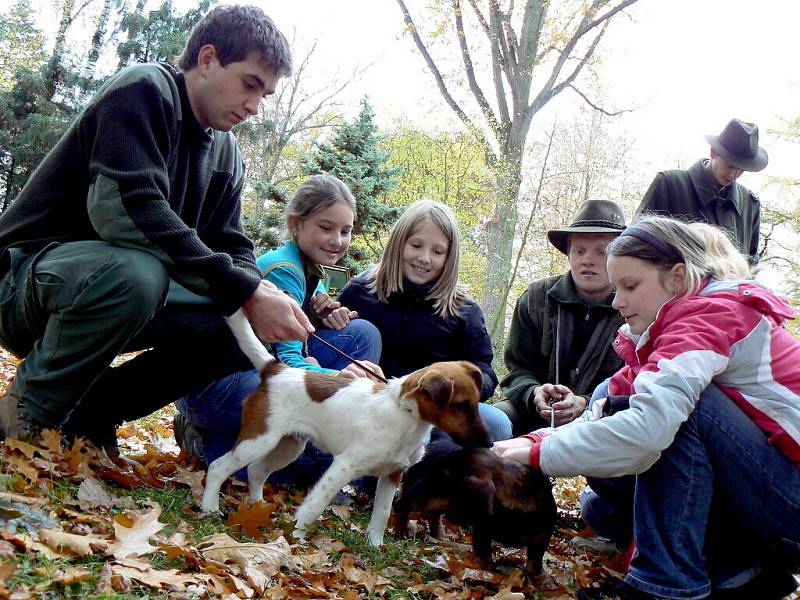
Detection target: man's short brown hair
<box><xmin>179</xmin><ymin>4</ymin><xmax>292</xmax><ymax>75</ymax></box>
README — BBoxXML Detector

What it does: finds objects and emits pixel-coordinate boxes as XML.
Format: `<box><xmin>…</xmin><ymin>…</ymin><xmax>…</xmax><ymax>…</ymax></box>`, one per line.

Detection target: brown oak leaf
<box><xmin>38</xmin><ymin>527</ymin><xmax>108</xmax><ymax>556</ymax></box>
<box><xmin>227</xmin><ymin>499</ymin><xmax>275</xmax><ymax>539</ymax></box>
<box><xmin>106</xmin><ymin>501</ymin><xmax>166</xmax><ymax>559</ymax></box>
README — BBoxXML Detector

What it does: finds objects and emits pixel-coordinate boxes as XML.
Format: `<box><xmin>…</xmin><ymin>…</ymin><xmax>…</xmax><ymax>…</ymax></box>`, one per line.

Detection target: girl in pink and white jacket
<box><xmin>494</xmin><ymin>216</ymin><xmax>800</xmax><ymax>600</ymax></box>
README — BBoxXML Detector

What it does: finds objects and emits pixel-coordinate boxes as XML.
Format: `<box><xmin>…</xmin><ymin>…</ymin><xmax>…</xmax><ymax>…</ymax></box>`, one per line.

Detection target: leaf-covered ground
<box><xmin>0</xmin><ymin>346</ymin><xmax>751</xmax><ymax>599</ymax></box>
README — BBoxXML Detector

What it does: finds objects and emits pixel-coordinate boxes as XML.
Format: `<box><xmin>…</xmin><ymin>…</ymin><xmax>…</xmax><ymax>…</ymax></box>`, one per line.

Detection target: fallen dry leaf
<box><xmin>227</xmin><ymin>499</ymin><xmax>275</xmax><ymax>539</ymax></box>
<box><xmin>486</xmin><ymin>590</ymin><xmax>526</xmax><ymax>600</ymax></box>
<box><xmin>110</xmin><ymin>557</ymin><xmax>201</xmax><ymax>591</ymax></box>
<box><xmin>199</xmin><ymin>533</ymin><xmax>295</xmax><ymax>593</ymax></box>
<box><xmin>16</xmin><ymin>532</ymin><xmax>65</xmax><ymax>560</ymax></box>
<box><xmin>106</xmin><ymin>501</ymin><xmax>166</xmax><ymax>559</ymax></box>
<box><xmin>4</xmin><ymin>438</ymin><xmax>49</xmax><ymax>461</ymax></box>
<box><xmin>38</xmin><ymin>527</ymin><xmax>108</xmax><ymax>556</ymax></box>
<box><xmin>77</xmin><ymin>476</ymin><xmax>123</xmax><ymax>512</ymax></box>
<box><xmin>51</xmin><ymin>566</ymin><xmax>93</xmax><ymax>585</ymax></box>
<box><xmin>0</xmin><ymin>492</ymin><xmax>47</xmax><ymax>507</ymax></box>
<box><xmin>39</xmin><ymin>429</ymin><xmax>63</xmax><ymax>456</ymax></box>
<box><xmin>329</xmin><ymin>503</ymin><xmax>351</xmax><ymax>522</ymax></box>
<box><xmin>159</xmin><ymin>542</ymin><xmax>204</xmax><ymax>569</ymax></box>
<box><xmin>4</xmin><ymin>454</ymin><xmax>40</xmax><ymax>483</ymax></box>
<box><xmin>171</xmin><ymin>465</ymin><xmax>205</xmax><ymax>502</ymax></box>
<box><xmin>95</xmin><ymin>562</ymin><xmax>113</xmax><ymax>594</ymax></box>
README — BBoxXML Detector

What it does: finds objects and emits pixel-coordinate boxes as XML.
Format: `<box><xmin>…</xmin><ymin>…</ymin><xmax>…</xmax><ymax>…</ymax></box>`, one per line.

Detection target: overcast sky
<box><xmin>252</xmin><ymin>0</ymin><xmax>800</xmax><ymax>199</ymax></box>
<box><xmin>26</xmin><ymin>0</ymin><xmax>800</xmax><ymax>201</ymax></box>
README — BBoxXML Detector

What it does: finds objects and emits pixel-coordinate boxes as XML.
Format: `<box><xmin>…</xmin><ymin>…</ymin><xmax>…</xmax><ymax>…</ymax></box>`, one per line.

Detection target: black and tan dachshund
<box><xmin>394</xmin><ymin>435</ymin><xmax>557</xmax><ymax>577</ymax></box>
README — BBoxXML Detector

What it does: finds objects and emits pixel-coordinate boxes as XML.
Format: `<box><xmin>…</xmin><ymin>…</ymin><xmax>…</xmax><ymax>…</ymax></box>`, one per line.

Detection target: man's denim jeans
<box><xmin>584</xmin><ymin>380</ymin><xmax>800</xmax><ymax>599</ymax></box>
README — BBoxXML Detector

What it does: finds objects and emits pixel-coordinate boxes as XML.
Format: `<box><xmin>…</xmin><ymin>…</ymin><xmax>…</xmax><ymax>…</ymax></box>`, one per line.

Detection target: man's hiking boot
<box><xmin>173</xmin><ymin>411</ymin><xmax>206</xmax><ymax>462</ymax></box>
<box><xmin>0</xmin><ymin>390</ymin><xmax>46</xmax><ymax>442</ymax></box>
<box><xmin>63</xmin><ymin>421</ymin><xmax>120</xmax><ymax>457</ymax></box>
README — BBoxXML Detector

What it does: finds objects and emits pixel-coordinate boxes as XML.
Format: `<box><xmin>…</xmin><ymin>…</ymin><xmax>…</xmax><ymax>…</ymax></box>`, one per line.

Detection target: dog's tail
<box><xmin>225</xmin><ymin>308</ymin><xmax>276</xmax><ymax>370</ymax></box>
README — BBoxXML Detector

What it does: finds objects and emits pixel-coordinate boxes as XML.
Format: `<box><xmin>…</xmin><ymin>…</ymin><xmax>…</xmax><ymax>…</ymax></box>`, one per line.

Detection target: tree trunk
<box><xmin>83</xmin><ymin>0</ymin><xmax>113</xmax><ymax>82</ymax></box>
<box><xmin>117</xmin><ymin>0</ymin><xmax>146</xmax><ymax>69</ymax></box>
<box><xmin>482</xmin><ymin>145</ymin><xmax>522</xmax><ymax>357</ymax></box>
<box><xmin>46</xmin><ymin>0</ymin><xmax>77</xmax><ymax>100</ymax></box>
<box><xmin>2</xmin><ymin>156</ymin><xmax>13</xmax><ymax>212</ymax></box>
<box><xmin>395</xmin><ymin>0</ymin><xmax>640</xmax><ymax>357</ymax></box>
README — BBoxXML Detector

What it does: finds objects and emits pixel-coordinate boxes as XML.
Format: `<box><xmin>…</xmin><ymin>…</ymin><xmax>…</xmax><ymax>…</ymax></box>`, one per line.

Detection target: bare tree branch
<box><xmin>516</xmin><ymin>0</ymin><xmax>547</xmax><ymax>80</ymax></box>
<box><xmin>486</xmin><ymin>1</ymin><xmax>513</xmax><ymax>124</ymax></box>
<box><xmin>394</xmin><ymin>0</ymin><xmax>496</xmax><ymax>161</ymax></box>
<box><xmin>465</xmin><ymin>0</ymin><xmax>491</xmax><ymax>37</ymax></box>
<box><xmin>547</xmin><ymin>20</ymin><xmax>608</xmax><ymax>101</ymax></box>
<box><xmin>490</xmin><ymin>118</ymin><xmax>557</xmax><ymax>337</ymax></box>
<box><xmin>452</xmin><ymin>0</ymin><xmax>502</xmax><ymax>137</ymax></box>
<box><xmin>530</xmin><ymin>0</ymin><xmax>637</xmax><ymax>119</ymax></box>
<box><xmin>568</xmin><ymin>84</ymin><xmax>637</xmax><ymax>116</ymax></box>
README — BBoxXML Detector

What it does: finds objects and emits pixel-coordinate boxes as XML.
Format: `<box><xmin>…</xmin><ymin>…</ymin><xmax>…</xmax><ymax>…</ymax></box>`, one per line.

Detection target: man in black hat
<box><xmin>636</xmin><ymin>118</ymin><xmax>768</xmax><ymax>264</ymax></box>
<box><xmin>497</xmin><ymin>200</ymin><xmax>626</xmax><ymax>436</ymax></box>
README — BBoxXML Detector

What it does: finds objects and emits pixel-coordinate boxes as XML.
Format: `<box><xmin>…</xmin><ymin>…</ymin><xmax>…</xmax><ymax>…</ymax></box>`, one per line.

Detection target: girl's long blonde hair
<box><xmin>370</xmin><ymin>199</ymin><xmax>468</xmax><ymax>318</ymax></box>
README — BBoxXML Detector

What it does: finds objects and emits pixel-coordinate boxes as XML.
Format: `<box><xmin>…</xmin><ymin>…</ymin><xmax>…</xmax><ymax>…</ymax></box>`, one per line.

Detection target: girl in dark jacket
<box><xmin>337</xmin><ymin>199</ymin><xmax>511</xmax><ymax>441</ymax></box>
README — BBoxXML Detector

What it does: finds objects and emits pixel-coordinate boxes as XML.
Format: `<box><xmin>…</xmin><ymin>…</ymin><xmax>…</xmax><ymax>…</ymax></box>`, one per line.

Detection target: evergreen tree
<box><xmin>116</xmin><ymin>0</ymin><xmax>215</xmax><ymax>67</ymax></box>
<box><xmin>0</xmin><ymin>1</ymin><xmax>73</xmax><ymax>210</ymax></box>
<box><xmin>302</xmin><ymin>97</ymin><xmax>402</xmax><ymax>271</ymax></box>
<box><xmin>0</xmin><ymin>0</ymin><xmax>46</xmax><ymax>91</ymax></box>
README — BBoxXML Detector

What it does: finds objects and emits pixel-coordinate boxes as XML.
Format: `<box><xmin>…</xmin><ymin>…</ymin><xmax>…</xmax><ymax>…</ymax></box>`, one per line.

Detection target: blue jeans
<box><xmin>581</xmin><ymin>381</ymin><xmax>634</xmax><ymax>546</ymax></box>
<box><xmin>584</xmin><ymin>380</ymin><xmax>800</xmax><ymax>598</ymax></box>
<box><xmin>479</xmin><ymin>403</ymin><xmax>513</xmax><ymax>442</ymax></box>
<box><xmin>175</xmin><ymin>318</ymin><xmax>381</xmax><ymax>484</ymax></box>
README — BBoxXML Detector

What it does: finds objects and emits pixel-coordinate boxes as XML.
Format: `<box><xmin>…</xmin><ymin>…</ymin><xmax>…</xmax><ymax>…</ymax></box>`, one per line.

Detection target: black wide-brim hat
<box><xmin>705</xmin><ymin>118</ymin><xmax>768</xmax><ymax>172</ymax></box>
<box><xmin>547</xmin><ymin>199</ymin><xmax>627</xmax><ymax>255</ymax></box>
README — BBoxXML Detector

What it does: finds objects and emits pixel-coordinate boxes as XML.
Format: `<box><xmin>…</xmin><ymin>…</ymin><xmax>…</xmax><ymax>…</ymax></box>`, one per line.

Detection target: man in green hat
<box><xmin>636</xmin><ymin>118</ymin><xmax>768</xmax><ymax>265</ymax></box>
<box><xmin>497</xmin><ymin>199</ymin><xmax>626</xmax><ymax>435</ymax></box>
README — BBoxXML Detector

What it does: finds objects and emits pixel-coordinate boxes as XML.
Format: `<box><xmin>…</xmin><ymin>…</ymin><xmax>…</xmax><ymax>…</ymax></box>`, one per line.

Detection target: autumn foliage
<box><xmin>0</xmin><ymin>347</ymin><xmax>629</xmax><ymax>598</ymax></box>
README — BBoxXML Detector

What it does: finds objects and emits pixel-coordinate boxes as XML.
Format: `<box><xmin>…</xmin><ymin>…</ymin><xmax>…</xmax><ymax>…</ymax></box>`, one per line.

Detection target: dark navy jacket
<box><xmin>337</xmin><ymin>273</ymin><xmax>498</xmax><ymax>400</ymax></box>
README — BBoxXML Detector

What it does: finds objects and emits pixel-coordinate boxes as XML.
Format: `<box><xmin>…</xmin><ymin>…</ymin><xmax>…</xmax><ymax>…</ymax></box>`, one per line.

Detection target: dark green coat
<box><xmin>636</xmin><ymin>159</ymin><xmax>761</xmax><ymax>264</ymax></box>
<box><xmin>498</xmin><ymin>272</ymin><xmax>624</xmax><ymax>434</ymax></box>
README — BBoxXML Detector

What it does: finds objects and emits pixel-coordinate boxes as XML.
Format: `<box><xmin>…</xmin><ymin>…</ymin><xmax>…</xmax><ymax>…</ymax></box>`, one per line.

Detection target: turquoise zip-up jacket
<box><xmin>256</xmin><ymin>240</ymin><xmax>333</xmax><ymax>373</ymax></box>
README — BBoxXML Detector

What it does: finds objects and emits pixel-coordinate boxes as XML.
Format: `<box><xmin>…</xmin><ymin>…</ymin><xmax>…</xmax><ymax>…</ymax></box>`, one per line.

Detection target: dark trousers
<box><xmin>0</xmin><ymin>241</ymin><xmax>251</xmax><ymax>433</ymax></box>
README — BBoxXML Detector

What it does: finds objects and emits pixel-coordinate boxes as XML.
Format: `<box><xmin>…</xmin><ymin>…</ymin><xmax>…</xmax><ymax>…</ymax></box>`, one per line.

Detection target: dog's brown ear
<box><xmin>461</xmin><ymin>361</ymin><xmax>484</xmax><ymax>394</ymax></box>
<box><xmin>419</xmin><ymin>372</ymin><xmax>454</xmax><ymax>408</ymax></box>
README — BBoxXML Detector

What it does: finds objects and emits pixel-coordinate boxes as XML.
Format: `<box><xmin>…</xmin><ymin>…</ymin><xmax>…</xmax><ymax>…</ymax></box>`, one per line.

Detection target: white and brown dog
<box><xmin>200</xmin><ymin>309</ymin><xmax>491</xmax><ymax>546</ymax></box>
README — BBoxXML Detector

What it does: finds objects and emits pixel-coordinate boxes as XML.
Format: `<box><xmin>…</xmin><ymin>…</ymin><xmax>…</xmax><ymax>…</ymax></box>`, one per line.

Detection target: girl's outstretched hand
<box><xmin>491</xmin><ymin>437</ymin><xmax>533</xmax><ymax>465</ymax></box>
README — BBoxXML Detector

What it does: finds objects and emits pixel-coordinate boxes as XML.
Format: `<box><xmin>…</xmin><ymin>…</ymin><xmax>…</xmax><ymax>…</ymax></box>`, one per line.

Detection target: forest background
<box><xmin>2</xmin><ymin>0</ymin><xmax>800</xmax><ymax>375</ymax></box>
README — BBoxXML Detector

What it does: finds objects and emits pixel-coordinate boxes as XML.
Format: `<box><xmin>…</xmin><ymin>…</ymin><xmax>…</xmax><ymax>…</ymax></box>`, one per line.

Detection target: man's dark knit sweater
<box><xmin>0</xmin><ymin>62</ymin><xmax>260</xmax><ymax>314</ymax></box>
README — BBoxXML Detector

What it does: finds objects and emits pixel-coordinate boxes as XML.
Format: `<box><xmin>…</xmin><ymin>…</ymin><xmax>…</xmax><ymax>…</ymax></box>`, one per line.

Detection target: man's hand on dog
<box><xmin>244</xmin><ymin>281</ymin><xmax>314</xmax><ymax>342</ymax></box>
<box><xmin>534</xmin><ymin>383</ymin><xmax>587</xmax><ymax>426</ymax></box>
<box><xmin>337</xmin><ymin>360</ymin><xmax>385</xmax><ymax>382</ymax></box>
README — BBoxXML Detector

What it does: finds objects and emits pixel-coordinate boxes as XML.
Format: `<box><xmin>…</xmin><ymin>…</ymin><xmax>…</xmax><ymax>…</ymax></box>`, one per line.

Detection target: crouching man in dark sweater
<box><xmin>0</xmin><ymin>5</ymin><xmax>313</xmax><ymax>448</ymax></box>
